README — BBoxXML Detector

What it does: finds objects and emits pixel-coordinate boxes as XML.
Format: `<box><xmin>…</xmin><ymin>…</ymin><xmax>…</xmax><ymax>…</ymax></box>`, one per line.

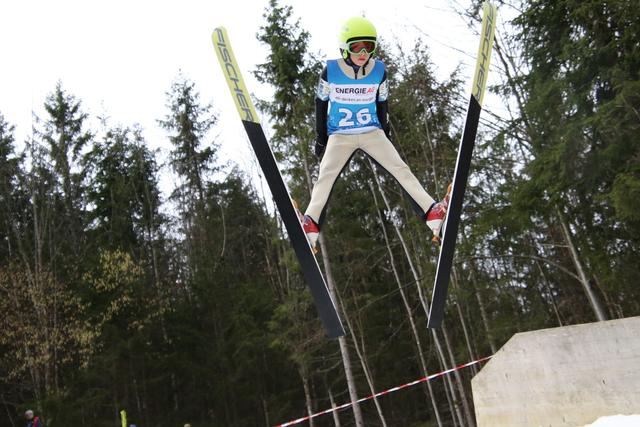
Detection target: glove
<box><xmin>315</xmin><ymin>135</ymin><xmax>327</xmax><ymax>159</ymax></box>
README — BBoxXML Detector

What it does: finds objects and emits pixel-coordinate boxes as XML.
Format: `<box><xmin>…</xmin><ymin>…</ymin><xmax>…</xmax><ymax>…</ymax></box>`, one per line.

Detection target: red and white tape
<box><xmin>275</xmin><ymin>355</ymin><xmax>492</xmax><ymax>427</ymax></box>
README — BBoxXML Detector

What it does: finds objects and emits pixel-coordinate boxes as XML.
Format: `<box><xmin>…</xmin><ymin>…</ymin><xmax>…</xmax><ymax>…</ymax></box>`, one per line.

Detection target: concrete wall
<box><xmin>472</xmin><ymin>316</ymin><xmax>640</xmax><ymax>426</ymax></box>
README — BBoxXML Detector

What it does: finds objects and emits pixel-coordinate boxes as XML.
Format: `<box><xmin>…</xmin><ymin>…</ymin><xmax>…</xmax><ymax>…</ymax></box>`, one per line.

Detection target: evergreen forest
<box><xmin>1</xmin><ymin>0</ymin><xmax>639</xmax><ymax>426</ymax></box>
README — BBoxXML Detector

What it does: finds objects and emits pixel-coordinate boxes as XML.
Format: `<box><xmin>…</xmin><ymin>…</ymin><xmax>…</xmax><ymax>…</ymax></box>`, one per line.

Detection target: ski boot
<box><xmin>427</xmin><ymin>184</ymin><xmax>452</xmax><ymax>245</ymax></box>
<box><xmin>293</xmin><ymin>200</ymin><xmax>319</xmax><ymax>253</ymax></box>
<box><xmin>302</xmin><ymin>215</ymin><xmax>320</xmax><ymax>253</ymax></box>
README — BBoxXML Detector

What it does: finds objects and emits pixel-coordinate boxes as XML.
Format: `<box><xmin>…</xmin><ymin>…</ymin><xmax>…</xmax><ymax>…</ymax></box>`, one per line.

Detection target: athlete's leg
<box><xmin>305</xmin><ymin>133</ymin><xmax>359</xmax><ymax>226</ymax></box>
<box><xmin>360</xmin><ymin>129</ymin><xmax>435</xmax><ymax>216</ymax></box>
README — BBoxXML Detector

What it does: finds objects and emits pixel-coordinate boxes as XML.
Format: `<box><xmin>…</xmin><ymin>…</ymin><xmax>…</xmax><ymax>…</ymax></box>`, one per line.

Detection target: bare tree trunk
<box><xmin>534</xmin><ymin>259</ymin><xmax>564</xmax><ymax>327</ymax></box>
<box><xmin>133</xmin><ymin>376</ymin><xmax>142</xmax><ymax>414</ymax></box>
<box><xmin>259</xmin><ymin>395</ymin><xmax>269</xmax><ymax>427</ymax></box>
<box><xmin>441</xmin><ymin>322</ymin><xmax>475</xmax><ymax>427</ymax></box>
<box><xmin>327</xmin><ymin>386</ymin><xmax>341</xmax><ymax>427</ymax></box>
<box><xmin>319</xmin><ymin>235</ymin><xmax>365</xmax><ymax>427</ymax></box>
<box><xmin>433</xmin><ymin>360</ymin><xmax>458</xmax><ymax>427</ymax></box>
<box><xmin>593</xmin><ymin>275</ymin><xmax>618</xmax><ymax>319</ymax></box>
<box><xmin>300</xmin><ymin>367</ymin><xmax>315</xmax><ymax>427</ymax></box>
<box><xmin>344</xmin><ymin>289</ymin><xmax>388</xmax><ymax>427</ymax></box>
<box><xmin>452</xmin><ymin>268</ymin><xmax>477</xmax><ymax>375</ymax></box>
<box><xmin>369</xmin><ymin>163</ymin><xmax>447</xmax><ymax>425</ymax></box>
<box><xmin>432</xmin><ymin>329</ymin><xmax>463</xmax><ymax>426</ymax></box>
<box><xmin>468</xmin><ymin>265</ymin><xmax>497</xmax><ymax>355</ymax></box>
<box><xmin>556</xmin><ymin>208</ymin><xmax>607</xmax><ymax>321</ymax></box>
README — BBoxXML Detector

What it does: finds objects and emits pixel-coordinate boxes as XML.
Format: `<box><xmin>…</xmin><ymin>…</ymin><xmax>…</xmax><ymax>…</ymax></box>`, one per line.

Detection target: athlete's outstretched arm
<box><xmin>377</xmin><ymin>71</ymin><xmax>391</xmax><ymax>138</ymax></box>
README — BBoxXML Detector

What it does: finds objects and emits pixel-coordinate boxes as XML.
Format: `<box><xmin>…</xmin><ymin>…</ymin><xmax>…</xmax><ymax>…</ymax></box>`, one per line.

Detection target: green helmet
<box><xmin>339</xmin><ymin>16</ymin><xmax>377</xmax><ymax>52</ymax></box>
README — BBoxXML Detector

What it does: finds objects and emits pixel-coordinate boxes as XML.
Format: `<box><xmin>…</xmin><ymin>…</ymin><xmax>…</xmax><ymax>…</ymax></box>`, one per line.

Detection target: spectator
<box><xmin>24</xmin><ymin>410</ymin><xmax>42</xmax><ymax>427</ymax></box>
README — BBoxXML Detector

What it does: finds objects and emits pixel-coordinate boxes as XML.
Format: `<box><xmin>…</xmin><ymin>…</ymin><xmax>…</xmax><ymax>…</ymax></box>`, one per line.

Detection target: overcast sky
<box><xmin>0</xmin><ymin>0</ymin><xmax>496</xmax><ymax>183</ymax></box>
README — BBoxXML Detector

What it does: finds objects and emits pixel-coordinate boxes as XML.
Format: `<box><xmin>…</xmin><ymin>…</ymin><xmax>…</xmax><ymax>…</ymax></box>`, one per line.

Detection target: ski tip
<box><xmin>211</xmin><ymin>26</ymin><xmax>261</xmax><ymax>124</ymax></box>
<box><xmin>211</xmin><ymin>27</ymin><xmax>228</xmax><ymax>44</ymax></box>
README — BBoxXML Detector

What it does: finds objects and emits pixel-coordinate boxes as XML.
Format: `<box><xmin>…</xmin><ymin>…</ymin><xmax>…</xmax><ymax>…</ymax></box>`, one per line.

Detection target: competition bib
<box><xmin>325</xmin><ymin>59</ymin><xmax>385</xmax><ymax>135</ymax></box>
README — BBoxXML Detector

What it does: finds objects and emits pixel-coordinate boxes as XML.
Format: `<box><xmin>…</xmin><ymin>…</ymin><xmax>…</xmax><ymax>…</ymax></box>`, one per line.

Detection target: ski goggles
<box><xmin>345</xmin><ymin>40</ymin><xmax>377</xmax><ymax>55</ymax></box>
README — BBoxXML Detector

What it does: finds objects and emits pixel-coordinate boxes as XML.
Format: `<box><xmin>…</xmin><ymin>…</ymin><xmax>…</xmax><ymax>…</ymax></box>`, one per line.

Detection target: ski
<box><xmin>427</xmin><ymin>1</ymin><xmax>497</xmax><ymax>329</ymax></box>
<box><xmin>211</xmin><ymin>27</ymin><xmax>345</xmax><ymax>338</ymax></box>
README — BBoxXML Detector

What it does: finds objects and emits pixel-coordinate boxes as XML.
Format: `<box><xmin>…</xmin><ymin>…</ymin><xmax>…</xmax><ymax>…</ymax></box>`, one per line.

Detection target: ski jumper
<box><xmin>305</xmin><ymin>58</ymin><xmax>435</xmax><ymax>227</ymax></box>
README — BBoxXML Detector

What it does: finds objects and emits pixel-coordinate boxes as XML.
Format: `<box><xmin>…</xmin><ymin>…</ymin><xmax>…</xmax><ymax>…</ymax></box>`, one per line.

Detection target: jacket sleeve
<box><xmin>315</xmin><ymin>66</ymin><xmax>329</xmax><ymax>143</ymax></box>
<box><xmin>377</xmin><ymin>70</ymin><xmax>391</xmax><ymax>139</ymax></box>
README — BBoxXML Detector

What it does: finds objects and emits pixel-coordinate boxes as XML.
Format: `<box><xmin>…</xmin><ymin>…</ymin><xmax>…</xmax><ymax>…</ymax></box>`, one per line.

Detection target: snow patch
<box><xmin>583</xmin><ymin>415</ymin><xmax>640</xmax><ymax>427</ymax></box>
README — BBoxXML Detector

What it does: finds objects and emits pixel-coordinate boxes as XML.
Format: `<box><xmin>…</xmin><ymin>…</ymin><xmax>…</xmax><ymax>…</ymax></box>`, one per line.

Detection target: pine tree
<box><xmin>42</xmin><ymin>82</ymin><xmax>91</xmax><ymax>244</ymax></box>
<box><xmin>85</xmin><ymin>126</ymin><xmax>164</xmax><ymax>255</ymax></box>
<box><xmin>507</xmin><ymin>0</ymin><xmax>640</xmax><ymax>319</ymax></box>
<box><xmin>0</xmin><ymin>114</ymin><xmax>26</xmax><ymax>265</ymax></box>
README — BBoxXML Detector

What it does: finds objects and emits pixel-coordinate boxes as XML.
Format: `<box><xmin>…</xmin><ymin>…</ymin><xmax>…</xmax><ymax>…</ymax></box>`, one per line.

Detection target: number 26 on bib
<box><xmin>338</xmin><ymin>107</ymin><xmax>372</xmax><ymax>127</ymax></box>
